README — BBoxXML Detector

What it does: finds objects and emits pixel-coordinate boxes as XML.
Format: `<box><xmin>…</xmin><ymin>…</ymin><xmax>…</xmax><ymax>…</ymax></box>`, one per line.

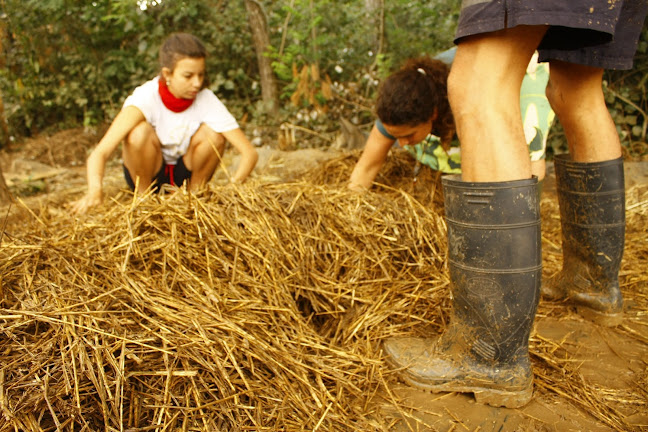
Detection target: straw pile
<box><xmin>305</xmin><ymin>151</ymin><xmax>446</xmax><ymax>209</ymax></box>
<box><xmin>0</xmin><ymin>167</ymin><xmax>450</xmax><ymax>430</ymax></box>
<box><xmin>0</xmin><ymin>150</ymin><xmax>646</xmax><ymax>431</ymax></box>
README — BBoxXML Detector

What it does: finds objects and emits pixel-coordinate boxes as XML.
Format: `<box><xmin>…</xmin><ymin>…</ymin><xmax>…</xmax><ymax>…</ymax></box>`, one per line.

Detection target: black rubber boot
<box><xmin>542</xmin><ymin>154</ymin><xmax>625</xmax><ymax>326</ymax></box>
<box><xmin>384</xmin><ymin>175</ymin><xmax>541</xmax><ymax>408</ymax></box>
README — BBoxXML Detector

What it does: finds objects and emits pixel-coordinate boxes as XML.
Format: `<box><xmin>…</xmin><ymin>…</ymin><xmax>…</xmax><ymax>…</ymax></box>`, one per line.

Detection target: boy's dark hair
<box><xmin>159</xmin><ymin>33</ymin><xmax>209</xmax><ymax>88</ymax></box>
<box><xmin>376</xmin><ymin>56</ymin><xmax>455</xmax><ymax>147</ymax></box>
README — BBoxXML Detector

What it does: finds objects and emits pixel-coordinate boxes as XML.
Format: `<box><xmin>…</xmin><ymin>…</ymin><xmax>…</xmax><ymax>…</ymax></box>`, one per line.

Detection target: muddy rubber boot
<box><xmin>384</xmin><ymin>176</ymin><xmax>541</xmax><ymax>409</ymax></box>
<box><xmin>542</xmin><ymin>155</ymin><xmax>625</xmax><ymax>327</ymax></box>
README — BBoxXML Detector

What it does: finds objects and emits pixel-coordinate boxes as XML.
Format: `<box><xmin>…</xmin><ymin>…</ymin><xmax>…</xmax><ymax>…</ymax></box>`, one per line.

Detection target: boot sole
<box><xmin>398</xmin><ymin>371</ymin><xmax>534</xmax><ymax>409</ymax></box>
<box><xmin>542</xmin><ymin>284</ymin><xmax>623</xmax><ymax>327</ymax></box>
<box><xmin>578</xmin><ymin>306</ymin><xmax>623</xmax><ymax>327</ymax></box>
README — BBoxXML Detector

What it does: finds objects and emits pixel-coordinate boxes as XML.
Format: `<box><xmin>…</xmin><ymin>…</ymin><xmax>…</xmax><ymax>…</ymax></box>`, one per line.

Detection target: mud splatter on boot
<box><xmin>384</xmin><ymin>176</ymin><xmax>541</xmax><ymax>409</ymax></box>
<box><xmin>543</xmin><ymin>155</ymin><xmax>625</xmax><ymax>326</ymax></box>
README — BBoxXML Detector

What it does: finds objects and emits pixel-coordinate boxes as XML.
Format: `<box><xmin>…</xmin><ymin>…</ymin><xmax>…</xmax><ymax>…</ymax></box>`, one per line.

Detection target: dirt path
<box><xmin>382</xmin><ymin>315</ymin><xmax>647</xmax><ymax>431</ymax></box>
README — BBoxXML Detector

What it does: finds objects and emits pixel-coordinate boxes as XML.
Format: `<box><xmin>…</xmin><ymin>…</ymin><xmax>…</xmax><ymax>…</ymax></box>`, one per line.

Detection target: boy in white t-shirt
<box><xmin>72</xmin><ymin>33</ymin><xmax>258</xmax><ymax>214</ymax></box>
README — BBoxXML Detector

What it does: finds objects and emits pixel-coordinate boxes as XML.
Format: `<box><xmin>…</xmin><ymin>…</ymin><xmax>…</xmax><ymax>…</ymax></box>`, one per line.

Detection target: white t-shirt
<box><xmin>123</xmin><ymin>77</ymin><xmax>240</xmax><ymax>164</ymax></box>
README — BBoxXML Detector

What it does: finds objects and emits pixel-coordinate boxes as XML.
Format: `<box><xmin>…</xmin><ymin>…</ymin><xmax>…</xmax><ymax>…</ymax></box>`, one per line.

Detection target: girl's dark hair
<box><xmin>376</xmin><ymin>56</ymin><xmax>455</xmax><ymax>146</ymax></box>
<box><xmin>159</xmin><ymin>32</ymin><xmax>209</xmax><ymax>88</ymax></box>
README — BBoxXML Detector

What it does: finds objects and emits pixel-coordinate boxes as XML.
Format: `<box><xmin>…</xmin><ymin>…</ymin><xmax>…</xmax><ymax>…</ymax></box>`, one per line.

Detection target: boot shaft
<box><xmin>547</xmin><ymin>155</ymin><xmax>626</xmax><ymax>322</ymax></box>
<box><xmin>442</xmin><ymin>176</ymin><xmax>541</xmax><ymax>364</ymax></box>
<box><xmin>554</xmin><ymin>155</ymin><xmax>625</xmax><ymax>282</ymax></box>
<box><xmin>382</xmin><ymin>177</ymin><xmax>542</xmax><ymax>409</ymax></box>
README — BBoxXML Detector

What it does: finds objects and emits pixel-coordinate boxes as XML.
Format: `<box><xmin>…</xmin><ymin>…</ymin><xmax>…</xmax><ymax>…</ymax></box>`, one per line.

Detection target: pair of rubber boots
<box><xmin>384</xmin><ymin>155</ymin><xmax>625</xmax><ymax>408</ymax></box>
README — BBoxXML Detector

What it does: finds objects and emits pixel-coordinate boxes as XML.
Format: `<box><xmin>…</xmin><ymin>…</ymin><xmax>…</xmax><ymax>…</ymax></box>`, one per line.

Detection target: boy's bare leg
<box><xmin>122</xmin><ymin>121</ymin><xmax>163</xmax><ymax>193</ymax></box>
<box><xmin>184</xmin><ymin>125</ymin><xmax>226</xmax><ymax>190</ymax></box>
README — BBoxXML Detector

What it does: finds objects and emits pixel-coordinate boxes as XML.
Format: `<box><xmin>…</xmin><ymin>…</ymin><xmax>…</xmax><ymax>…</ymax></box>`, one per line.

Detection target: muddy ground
<box><xmin>1</xmin><ymin>127</ymin><xmax>647</xmax><ymax>431</ymax></box>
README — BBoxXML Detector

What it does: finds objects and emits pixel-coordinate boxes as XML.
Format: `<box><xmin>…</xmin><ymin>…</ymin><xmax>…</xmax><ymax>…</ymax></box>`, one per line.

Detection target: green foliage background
<box><xmin>0</xmin><ymin>0</ymin><xmax>646</xmax><ymax>158</ymax></box>
<box><xmin>0</xmin><ymin>0</ymin><xmax>458</xmax><ymax>136</ymax></box>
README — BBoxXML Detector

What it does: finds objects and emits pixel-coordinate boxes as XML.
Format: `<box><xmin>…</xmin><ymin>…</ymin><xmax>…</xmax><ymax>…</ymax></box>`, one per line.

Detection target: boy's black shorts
<box><xmin>455</xmin><ymin>0</ymin><xmax>648</xmax><ymax>70</ymax></box>
<box><xmin>123</xmin><ymin>157</ymin><xmax>192</xmax><ymax>192</ymax></box>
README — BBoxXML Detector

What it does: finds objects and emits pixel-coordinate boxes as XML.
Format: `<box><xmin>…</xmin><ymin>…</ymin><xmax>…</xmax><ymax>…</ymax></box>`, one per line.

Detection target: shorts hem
<box><xmin>455</xmin><ymin>13</ymin><xmax>617</xmax><ymax>43</ymax></box>
<box><xmin>537</xmin><ymin>50</ymin><xmax>635</xmax><ymax>70</ymax></box>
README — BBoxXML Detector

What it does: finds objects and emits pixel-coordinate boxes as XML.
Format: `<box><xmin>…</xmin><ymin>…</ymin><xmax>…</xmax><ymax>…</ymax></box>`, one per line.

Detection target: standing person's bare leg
<box><xmin>448</xmin><ymin>25</ymin><xmax>547</xmax><ymax>182</ymax></box>
<box><xmin>546</xmin><ymin>61</ymin><xmax>621</xmax><ymax>162</ymax></box>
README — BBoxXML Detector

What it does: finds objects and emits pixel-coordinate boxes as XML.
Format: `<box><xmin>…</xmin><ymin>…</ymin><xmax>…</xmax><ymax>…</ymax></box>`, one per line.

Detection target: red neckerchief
<box><xmin>158</xmin><ymin>78</ymin><xmax>194</xmax><ymax>113</ymax></box>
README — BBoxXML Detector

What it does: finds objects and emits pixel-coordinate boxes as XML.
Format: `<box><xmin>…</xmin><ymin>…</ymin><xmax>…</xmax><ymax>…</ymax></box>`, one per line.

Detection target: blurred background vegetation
<box><xmin>0</xmin><ymin>0</ymin><xmax>646</xmax><ymax>159</ymax></box>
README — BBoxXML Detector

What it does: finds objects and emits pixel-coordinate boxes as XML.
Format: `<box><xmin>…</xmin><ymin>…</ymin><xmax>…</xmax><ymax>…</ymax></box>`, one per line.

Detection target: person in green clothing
<box><xmin>348</xmin><ymin>48</ymin><xmax>554</xmax><ymax>190</ymax></box>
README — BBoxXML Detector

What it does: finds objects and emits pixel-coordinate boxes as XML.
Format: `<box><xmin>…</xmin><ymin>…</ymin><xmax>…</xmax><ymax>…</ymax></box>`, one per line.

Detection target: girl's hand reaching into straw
<box><xmin>70</xmin><ymin>190</ymin><xmax>103</xmax><ymax>215</ymax></box>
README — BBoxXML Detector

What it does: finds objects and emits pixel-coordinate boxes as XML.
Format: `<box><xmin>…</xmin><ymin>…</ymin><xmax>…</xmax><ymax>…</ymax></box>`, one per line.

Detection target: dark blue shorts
<box><xmin>455</xmin><ymin>0</ymin><xmax>648</xmax><ymax>70</ymax></box>
<box><xmin>123</xmin><ymin>157</ymin><xmax>192</xmax><ymax>192</ymax></box>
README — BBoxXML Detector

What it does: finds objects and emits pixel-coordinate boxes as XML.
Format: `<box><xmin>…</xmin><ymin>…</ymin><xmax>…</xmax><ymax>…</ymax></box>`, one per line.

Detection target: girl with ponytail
<box><xmin>349</xmin><ymin>49</ymin><xmax>552</xmax><ymax>191</ymax></box>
